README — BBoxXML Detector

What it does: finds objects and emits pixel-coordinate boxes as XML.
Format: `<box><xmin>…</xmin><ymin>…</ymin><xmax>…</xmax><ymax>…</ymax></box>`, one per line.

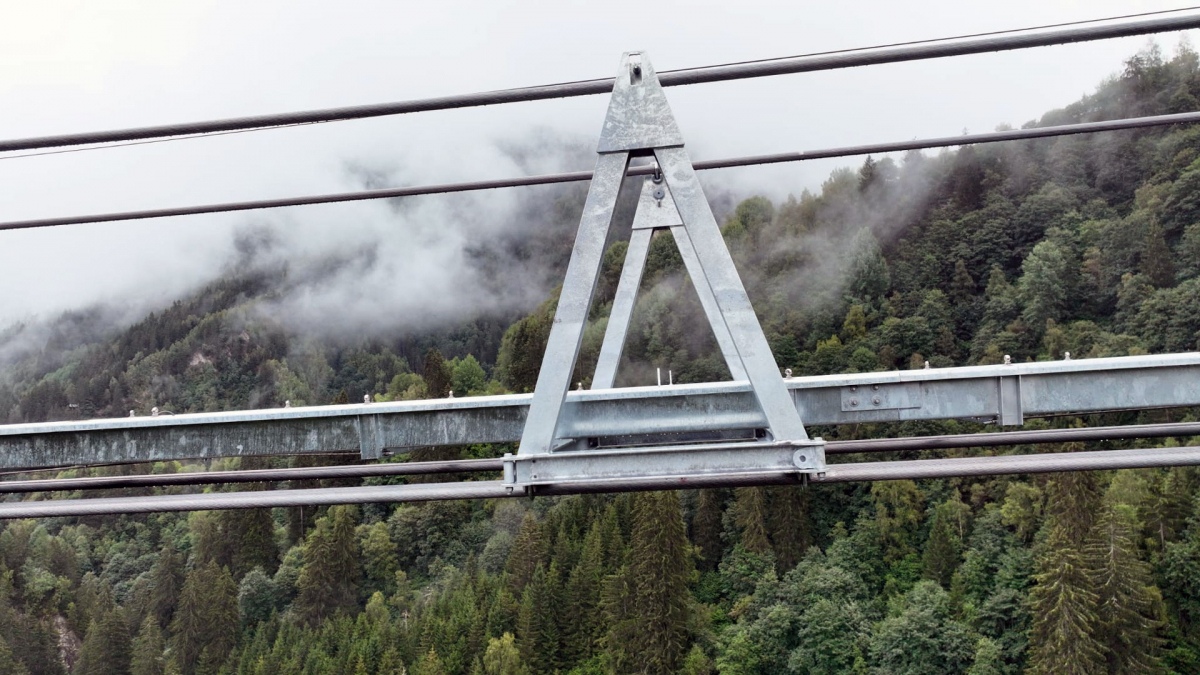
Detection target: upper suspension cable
<box><xmin>1</xmin><ymin>10</ymin><xmax>1199</xmax><ymax>153</ymax></box>
<box><xmin>3</xmin><ymin>109</ymin><xmax>1198</xmax><ymax>232</ymax></box>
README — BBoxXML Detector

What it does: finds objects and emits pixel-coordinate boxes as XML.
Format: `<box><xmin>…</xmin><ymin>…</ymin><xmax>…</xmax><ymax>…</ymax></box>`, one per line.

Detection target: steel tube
<box><xmin>4</xmin><ymin>445</ymin><xmax>1200</xmax><ymax>518</ymax></box>
<box><xmin>1</xmin><ymin>12</ymin><xmax>1197</xmax><ymax>153</ymax></box>
<box><xmin>0</xmin><ymin>457</ymin><xmax>504</xmax><ymax>493</ymax></box>
<box><xmin>6</xmin><ymin>110</ymin><xmax>1200</xmax><ymax>231</ymax></box>
<box><xmin>3</xmin><ymin>420</ymin><xmax>1200</xmax><ymax>494</ymax></box>
<box><xmin>825</xmin><ymin>421</ymin><xmax>1200</xmax><ymax>453</ymax></box>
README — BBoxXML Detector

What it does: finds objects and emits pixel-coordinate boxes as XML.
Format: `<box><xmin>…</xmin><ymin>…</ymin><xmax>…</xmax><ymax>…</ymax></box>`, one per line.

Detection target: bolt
<box><xmin>873</xmin><ymin>397</ymin><xmax>881</xmax><ymax>405</ymax></box>
<box><xmin>873</xmin><ymin>384</ymin><xmax>879</xmax><ymax>391</ymax></box>
<box><xmin>850</xmin><ymin>385</ymin><xmax>857</xmax><ymax>392</ymax></box>
<box><xmin>849</xmin><ymin>398</ymin><xmax>859</xmax><ymax>406</ymax></box>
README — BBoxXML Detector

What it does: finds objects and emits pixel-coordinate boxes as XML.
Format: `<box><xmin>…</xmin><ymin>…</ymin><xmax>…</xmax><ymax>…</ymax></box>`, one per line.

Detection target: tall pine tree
<box><xmin>1088</xmin><ymin>503</ymin><xmax>1164</xmax><ymax>674</ymax></box>
<box><xmin>626</xmin><ymin>491</ymin><xmax>692</xmax><ymax>675</ymax></box>
<box><xmin>1027</xmin><ymin>522</ymin><xmax>1105</xmax><ymax>675</ymax></box>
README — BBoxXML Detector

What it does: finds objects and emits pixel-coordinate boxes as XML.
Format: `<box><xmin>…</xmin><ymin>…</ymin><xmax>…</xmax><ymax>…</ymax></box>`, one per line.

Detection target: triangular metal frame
<box><xmin>591</xmin><ymin>178</ymin><xmax>748</xmax><ymax>389</ymax></box>
<box><xmin>510</xmin><ymin>52</ymin><xmax>823</xmax><ymax>485</ymax></box>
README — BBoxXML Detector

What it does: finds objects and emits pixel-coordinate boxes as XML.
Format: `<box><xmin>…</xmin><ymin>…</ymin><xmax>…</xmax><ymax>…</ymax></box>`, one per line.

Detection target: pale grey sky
<box><xmin>1</xmin><ymin>0</ymin><xmax>1197</xmax><ymax>329</ymax></box>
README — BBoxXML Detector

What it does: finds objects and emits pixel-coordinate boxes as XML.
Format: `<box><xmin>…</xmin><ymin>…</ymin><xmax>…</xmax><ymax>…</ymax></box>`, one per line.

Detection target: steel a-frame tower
<box><xmin>504</xmin><ymin>53</ymin><xmax>825</xmax><ymax>489</ymax></box>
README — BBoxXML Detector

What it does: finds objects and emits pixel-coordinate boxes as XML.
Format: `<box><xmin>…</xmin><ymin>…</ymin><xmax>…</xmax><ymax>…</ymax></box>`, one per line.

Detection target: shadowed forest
<box><xmin>3</xmin><ymin>42</ymin><xmax>1200</xmax><ymax>674</ymax></box>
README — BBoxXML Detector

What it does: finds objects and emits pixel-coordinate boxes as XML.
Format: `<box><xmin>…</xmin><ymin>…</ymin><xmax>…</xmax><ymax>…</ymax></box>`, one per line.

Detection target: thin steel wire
<box><xmin>5</xmin><ymin>110</ymin><xmax>1200</xmax><ymax>231</ymax></box>
<box><xmin>1</xmin><ymin>11</ymin><xmax>1198</xmax><ymax>153</ymax></box>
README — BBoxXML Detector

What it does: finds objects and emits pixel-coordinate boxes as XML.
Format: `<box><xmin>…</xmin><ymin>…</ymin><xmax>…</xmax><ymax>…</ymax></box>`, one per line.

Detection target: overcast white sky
<box><xmin>1</xmin><ymin>0</ymin><xmax>1198</xmax><ymax>330</ymax></box>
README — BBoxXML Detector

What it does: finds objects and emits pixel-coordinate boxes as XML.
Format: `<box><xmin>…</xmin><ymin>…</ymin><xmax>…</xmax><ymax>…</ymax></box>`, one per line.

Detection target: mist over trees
<box><xmin>2</xmin><ymin>42</ymin><xmax>1200</xmax><ymax>674</ymax></box>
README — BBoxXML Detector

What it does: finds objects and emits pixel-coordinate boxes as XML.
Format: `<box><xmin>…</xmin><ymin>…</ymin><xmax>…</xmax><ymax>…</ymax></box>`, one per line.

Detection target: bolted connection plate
<box><xmin>503</xmin><ymin>438</ymin><xmax>826</xmax><ymax>487</ymax></box>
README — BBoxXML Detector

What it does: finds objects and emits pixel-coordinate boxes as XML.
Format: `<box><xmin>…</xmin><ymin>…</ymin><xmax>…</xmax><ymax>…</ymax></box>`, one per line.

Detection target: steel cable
<box><xmin>1</xmin><ymin>11</ymin><xmax>1198</xmax><ymax>153</ymax></box>
<box><xmin>5</xmin><ymin>110</ymin><xmax>1200</xmax><ymax>231</ymax></box>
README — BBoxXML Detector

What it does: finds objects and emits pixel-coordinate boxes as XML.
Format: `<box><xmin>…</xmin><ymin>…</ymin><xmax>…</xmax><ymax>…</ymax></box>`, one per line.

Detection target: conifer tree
<box><xmin>76</xmin><ymin>608</ymin><xmax>132</xmax><ymax>675</ymax></box>
<box><xmin>922</xmin><ymin>510</ymin><xmax>959</xmax><ymax>587</ymax></box>
<box><xmin>423</xmin><ymin>349</ymin><xmax>453</xmax><ymax>398</ymax></box>
<box><xmin>563</xmin><ymin>520</ymin><xmax>606</xmax><ymax>664</ymax></box>
<box><xmin>767</xmin><ymin>486</ymin><xmax>811</xmax><ymax>571</ymax></box>
<box><xmin>627</xmin><ymin>491</ymin><xmax>692</xmax><ymax>675</ymax></box>
<box><xmin>170</xmin><ymin>562</ymin><xmax>239</xmax><ymax>675</ymax></box>
<box><xmin>1026</xmin><ymin>523</ymin><xmax>1105</xmax><ymax>675</ymax></box>
<box><xmin>733</xmin><ymin>487</ymin><xmax>771</xmax><ymax>554</ymax></box>
<box><xmin>516</xmin><ymin>565</ymin><xmax>559</xmax><ymax>673</ymax></box>
<box><xmin>692</xmin><ymin>490</ymin><xmax>724</xmax><ymax>572</ymax></box>
<box><xmin>872</xmin><ymin>480</ymin><xmax>924</xmax><ymax>563</ymax></box>
<box><xmin>414</xmin><ymin>648</ymin><xmax>448</xmax><ymax>675</ymax></box>
<box><xmin>1088</xmin><ymin>503</ymin><xmax>1164</xmax><ymax>674</ymax></box>
<box><xmin>1044</xmin><ymin>455</ymin><xmax>1101</xmax><ymax>547</ymax></box>
<box><xmin>148</xmin><ymin>546</ymin><xmax>184</xmax><ymax>630</ymax></box>
<box><xmin>294</xmin><ymin>505</ymin><xmax>361</xmax><ymax>626</ymax></box>
<box><xmin>131</xmin><ymin>615</ymin><xmax>165</xmax><ymax>675</ymax></box>
<box><xmin>505</xmin><ymin>513</ymin><xmax>545</xmax><ymax>595</ymax></box>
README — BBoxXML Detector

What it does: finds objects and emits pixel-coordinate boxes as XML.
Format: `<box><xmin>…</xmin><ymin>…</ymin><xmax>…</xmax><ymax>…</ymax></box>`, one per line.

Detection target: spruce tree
<box><xmin>1026</xmin><ymin>523</ymin><xmax>1105</xmax><ymax>675</ymax></box>
<box><xmin>505</xmin><ymin>513</ymin><xmax>545</xmax><ymax>595</ymax></box>
<box><xmin>692</xmin><ymin>490</ymin><xmax>724</xmax><ymax>572</ymax></box>
<box><xmin>767</xmin><ymin>486</ymin><xmax>811</xmax><ymax>571</ymax></box>
<box><xmin>733</xmin><ymin>487</ymin><xmax>771</xmax><ymax>554</ymax></box>
<box><xmin>516</xmin><ymin>565</ymin><xmax>559</xmax><ymax>673</ymax></box>
<box><xmin>294</xmin><ymin>505</ymin><xmax>360</xmax><ymax>626</ymax></box>
<box><xmin>1044</xmin><ymin>459</ymin><xmax>1101</xmax><ymax>547</ymax></box>
<box><xmin>76</xmin><ymin>608</ymin><xmax>132</xmax><ymax>675</ymax></box>
<box><xmin>922</xmin><ymin>510</ymin><xmax>959</xmax><ymax>587</ymax></box>
<box><xmin>563</xmin><ymin>521</ymin><xmax>605</xmax><ymax>664</ymax></box>
<box><xmin>627</xmin><ymin>491</ymin><xmax>692</xmax><ymax>675</ymax></box>
<box><xmin>148</xmin><ymin>546</ymin><xmax>184</xmax><ymax>630</ymax></box>
<box><xmin>1088</xmin><ymin>503</ymin><xmax>1164</xmax><ymax>674</ymax></box>
<box><xmin>423</xmin><ymin>349</ymin><xmax>453</xmax><ymax>398</ymax></box>
<box><xmin>169</xmin><ymin>562</ymin><xmax>239</xmax><ymax>675</ymax></box>
<box><xmin>131</xmin><ymin>615</ymin><xmax>165</xmax><ymax>675</ymax></box>
<box><xmin>414</xmin><ymin>649</ymin><xmax>448</xmax><ymax>675</ymax></box>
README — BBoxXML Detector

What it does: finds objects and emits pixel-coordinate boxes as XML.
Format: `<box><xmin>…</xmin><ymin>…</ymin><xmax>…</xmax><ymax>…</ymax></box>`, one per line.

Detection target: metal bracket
<box><xmin>514</xmin><ymin>51</ymin><xmax>823</xmax><ymax>485</ymax></box>
<box><xmin>503</xmin><ymin>438</ymin><xmax>826</xmax><ymax>487</ymax></box>
<box><xmin>998</xmin><ymin>376</ymin><xmax>1024</xmax><ymax>426</ymax></box>
<box><xmin>841</xmin><ymin>383</ymin><xmax>922</xmax><ymax>413</ymax></box>
<box><xmin>357</xmin><ymin>414</ymin><xmax>385</xmax><ymax>460</ymax></box>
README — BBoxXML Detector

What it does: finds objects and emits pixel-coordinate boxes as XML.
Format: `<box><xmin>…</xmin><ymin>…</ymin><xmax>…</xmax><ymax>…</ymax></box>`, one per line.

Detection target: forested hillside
<box><xmin>3</xmin><ymin>42</ymin><xmax>1200</xmax><ymax>675</ymax></box>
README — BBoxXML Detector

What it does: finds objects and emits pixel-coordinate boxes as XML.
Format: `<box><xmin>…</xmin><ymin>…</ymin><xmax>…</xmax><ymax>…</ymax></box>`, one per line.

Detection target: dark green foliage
<box><xmin>1027</xmin><ymin>523</ymin><xmax>1106</xmax><ymax>675</ymax></box>
<box><xmin>624</xmin><ymin>491</ymin><xmax>691</xmax><ymax>675</ymax></box>
<box><xmin>76</xmin><ymin>608</ymin><xmax>132</xmax><ymax>675</ymax></box>
<box><xmin>868</xmin><ymin>581</ymin><xmax>975</xmax><ymax>675</ymax></box>
<box><xmin>922</xmin><ymin>509</ymin><xmax>958</xmax><ymax>587</ymax></box>
<box><xmin>423</xmin><ymin>348</ymin><xmax>453</xmax><ymax>398</ymax></box>
<box><xmin>1088</xmin><ymin>503</ymin><xmax>1164</xmax><ymax>674</ymax></box>
<box><xmin>692</xmin><ymin>489</ymin><xmax>724</xmax><ymax>572</ymax></box>
<box><xmin>294</xmin><ymin>505</ymin><xmax>360</xmax><ymax>626</ymax></box>
<box><xmin>169</xmin><ymin>562</ymin><xmax>238</xmax><ymax>675</ymax></box>
<box><xmin>130</xmin><ymin>615</ymin><xmax>165</xmax><ymax>675</ymax></box>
